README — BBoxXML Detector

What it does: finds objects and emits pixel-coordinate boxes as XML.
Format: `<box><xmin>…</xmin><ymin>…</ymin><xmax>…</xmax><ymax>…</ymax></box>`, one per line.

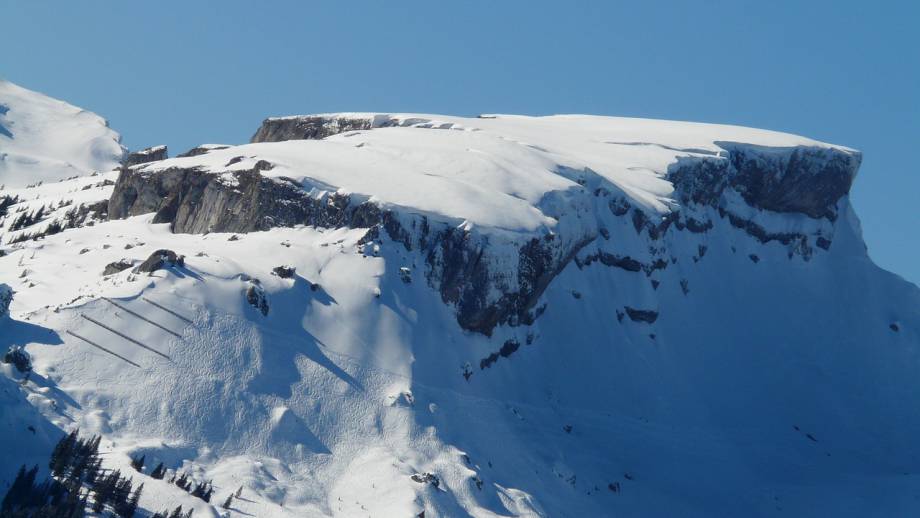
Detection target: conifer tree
<box><xmin>191</xmin><ymin>482</ymin><xmax>204</xmax><ymax>499</ymax></box>
<box><xmin>122</xmin><ymin>482</ymin><xmax>143</xmax><ymax>518</ymax></box>
<box><xmin>222</xmin><ymin>493</ymin><xmax>233</xmax><ymax>509</ymax></box>
<box><xmin>130</xmin><ymin>454</ymin><xmax>145</xmax><ymax>472</ymax></box>
<box><xmin>1</xmin><ymin>465</ymin><xmax>29</xmax><ymax>511</ymax></box>
<box><xmin>150</xmin><ymin>462</ymin><xmax>166</xmax><ymax>480</ymax></box>
<box><xmin>50</xmin><ymin>430</ymin><xmax>78</xmax><ymax>477</ymax></box>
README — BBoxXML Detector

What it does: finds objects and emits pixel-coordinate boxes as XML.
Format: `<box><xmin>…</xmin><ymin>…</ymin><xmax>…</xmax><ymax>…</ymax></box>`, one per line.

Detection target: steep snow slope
<box><xmin>0</xmin><ymin>80</ymin><xmax>124</xmax><ymax>188</ymax></box>
<box><xmin>2</xmin><ymin>96</ymin><xmax>920</xmax><ymax>517</ymax></box>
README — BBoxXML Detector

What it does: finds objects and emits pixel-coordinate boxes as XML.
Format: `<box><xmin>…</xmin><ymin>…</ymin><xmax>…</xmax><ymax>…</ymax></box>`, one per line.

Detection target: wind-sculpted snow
<box><xmin>0</xmin><ymin>80</ymin><xmax>124</xmax><ymax>188</ymax></box>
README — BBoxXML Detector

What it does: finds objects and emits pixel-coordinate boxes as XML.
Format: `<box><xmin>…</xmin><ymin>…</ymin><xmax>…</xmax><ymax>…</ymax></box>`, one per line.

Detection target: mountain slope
<box><xmin>1</xmin><ymin>85</ymin><xmax>919</xmax><ymax>517</ymax></box>
<box><xmin>0</xmin><ymin>80</ymin><xmax>124</xmax><ymax>188</ymax></box>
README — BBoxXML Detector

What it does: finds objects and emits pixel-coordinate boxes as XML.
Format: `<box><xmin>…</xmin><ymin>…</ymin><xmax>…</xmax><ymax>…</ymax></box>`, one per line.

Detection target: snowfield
<box><xmin>1</xmin><ymin>81</ymin><xmax>919</xmax><ymax>517</ymax></box>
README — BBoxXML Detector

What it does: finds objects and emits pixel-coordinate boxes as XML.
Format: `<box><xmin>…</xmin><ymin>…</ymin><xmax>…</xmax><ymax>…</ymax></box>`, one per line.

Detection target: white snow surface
<box><xmin>0</xmin><ymin>79</ymin><xmax>124</xmax><ymax>188</ymax></box>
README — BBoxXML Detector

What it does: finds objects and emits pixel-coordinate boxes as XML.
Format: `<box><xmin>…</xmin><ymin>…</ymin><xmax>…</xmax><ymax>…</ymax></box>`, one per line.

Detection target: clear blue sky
<box><xmin>3</xmin><ymin>1</ymin><xmax>918</xmax><ymax>284</ymax></box>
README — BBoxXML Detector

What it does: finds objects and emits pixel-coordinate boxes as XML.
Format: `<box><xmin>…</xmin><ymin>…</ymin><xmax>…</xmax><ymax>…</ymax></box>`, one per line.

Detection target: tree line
<box><xmin>1</xmin><ymin>430</ymin><xmax>143</xmax><ymax>517</ymax></box>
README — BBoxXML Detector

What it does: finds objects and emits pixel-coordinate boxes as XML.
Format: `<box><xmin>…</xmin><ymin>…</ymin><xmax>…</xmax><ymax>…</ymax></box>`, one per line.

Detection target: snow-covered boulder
<box><xmin>103</xmin><ymin>259</ymin><xmax>134</xmax><ymax>276</ymax></box>
<box><xmin>2</xmin><ymin>345</ymin><xmax>31</xmax><ymax>373</ymax></box>
<box><xmin>244</xmin><ymin>278</ymin><xmax>269</xmax><ymax>316</ymax></box>
<box><xmin>133</xmin><ymin>249</ymin><xmax>184</xmax><ymax>274</ymax></box>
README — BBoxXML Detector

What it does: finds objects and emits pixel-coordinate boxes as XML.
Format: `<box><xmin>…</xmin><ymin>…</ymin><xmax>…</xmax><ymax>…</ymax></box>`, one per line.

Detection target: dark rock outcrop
<box><xmin>576</xmin><ymin>252</ymin><xmax>642</xmax><ymax>272</ymax></box>
<box><xmin>109</xmin><ymin>166</ymin><xmax>353</xmax><ymax>234</ymax></box>
<box><xmin>272</xmin><ymin>265</ymin><xmax>295</xmax><ymax>279</ymax></box>
<box><xmin>410</xmin><ymin>472</ymin><xmax>440</xmax><ymax>488</ymax></box>
<box><xmin>251</xmin><ymin>115</ymin><xmax>382</xmax><ymax>143</ymax></box>
<box><xmin>177</xmin><ymin>145</ymin><xmax>230</xmax><ymax>158</ymax></box>
<box><xmin>124</xmin><ymin>146</ymin><xmax>167</xmax><ymax>166</ymax></box>
<box><xmin>669</xmin><ymin>144</ymin><xmax>860</xmax><ymax>220</ymax></box>
<box><xmin>134</xmin><ymin>249</ymin><xmax>184</xmax><ymax>274</ymax></box>
<box><xmin>245</xmin><ymin>279</ymin><xmax>269</xmax><ymax>316</ymax></box>
<box><xmin>624</xmin><ymin>307</ymin><xmax>658</xmax><ymax>324</ymax></box>
<box><xmin>103</xmin><ymin>259</ymin><xmax>134</xmax><ymax>276</ymax></box>
<box><xmin>2</xmin><ymin>345</ymin><xmax>31</xmax><ymax>373</ymax></box>
<box><xmin>0</xmin><ymin>283</ymin><xmax>12</xmax><ymax>319</ymax></box>
<box><xmin>480</xmin><ymin>339</ymin><xmax>523</xmax><ymax>369</ymax></box>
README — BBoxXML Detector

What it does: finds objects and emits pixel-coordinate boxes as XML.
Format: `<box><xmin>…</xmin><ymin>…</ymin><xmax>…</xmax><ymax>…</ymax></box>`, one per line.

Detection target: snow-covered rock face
<box><xmin>0</xmin><ymin>80</ymin><xmax>124</xmax><ymax>188</ymax></box>
<box><xmin>251</xmin><ymin>114</ymin><xmax>387</xmax><ymax>143</ymax></box>
<box><xmin>109</xmin><ymin>114</ymin><xmax>860</xmax><ymax>334</ymax></box>
<box><xmin>124</xmin><ymin>145</ymin><xmax>168</xmax><ymax>166</ymax></box>
<box><xmin>5</xmin><ymin>89</ymin><xmax>920</xmax><ymax>517</ymax></box>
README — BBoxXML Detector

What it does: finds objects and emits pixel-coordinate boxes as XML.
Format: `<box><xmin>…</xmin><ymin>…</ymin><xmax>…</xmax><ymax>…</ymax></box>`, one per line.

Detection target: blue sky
<box><xmin>3</xmin><ymin>1</ymin><xmax>918</xmax><ymax>284</ymax></box>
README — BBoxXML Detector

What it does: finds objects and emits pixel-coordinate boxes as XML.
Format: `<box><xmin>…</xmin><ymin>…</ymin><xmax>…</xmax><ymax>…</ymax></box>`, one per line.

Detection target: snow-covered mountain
<box><xmin>2</xmin><ymin>81</ymin><xmax>919</xmax><ymax>517</ymax></box>
<box><xmin>0</xmin><ymin>79</ymin><xmax>124</xmax><ymax>189</ymax></box>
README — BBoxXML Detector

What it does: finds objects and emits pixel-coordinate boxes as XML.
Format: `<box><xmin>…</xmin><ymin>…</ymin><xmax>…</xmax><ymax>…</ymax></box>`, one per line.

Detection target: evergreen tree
<box><xmin>122</xmin><ymin>483</ymin><xmax>143</xmax><ymax>518</ymax></box>
<box><xmin>150</xmin><ymin>462</ymin><xmax>166</xmax><ymax>480</ymax></box>
<box><xmin>50</xmin><ymin>430</ymin><xmax>78</xmax><ymax>477</ymax></box>
<box><xmin>168</xmin><ymin>505</ymin><xmax>185</xmax><ymax>518</ymax></box>
<box><xmin>85</xmin><ymin>455</ymin><xmax>102</xmax><ymax>484</ymax></box>
<box><xmin>1</xmin><ymin>465</ymin><xmax>29</xmax><ymax>511</ymax></box>
<box><xmin>174</xmin><ymin>472</ymin><xmax>190</xmax><ymax>492</ymax></box>
<box><xmin>113</xmin><ymin>474</ymin><xmax>132</xmax><ymax>508</ymax></box>
<box><xmin>222</xmin><ymin>493</ymin><xmax>233</xmax><ymax>509</ymax></box>
<box><xmin>235</xmin><ymin>486</ymin><xmax>243</xmax><ymax>498</ymax></box>
<box><xmin>93</xmin><ymin>469</ymin><xmax>121</xmax><ymax>513</ymax></box>
<box><xmin>130</xmin><ymin>454</ymin><xmax>145</xmax><ymax>473</ymax></box>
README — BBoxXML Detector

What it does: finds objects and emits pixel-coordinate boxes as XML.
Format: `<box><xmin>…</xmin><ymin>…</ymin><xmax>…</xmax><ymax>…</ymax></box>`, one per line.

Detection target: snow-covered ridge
<box><xmin>160</xmin><ymin>112</ymin><xmax>861</xmax><ymax>232</ymax></box>
<box><xmin>112</xmin><ymin>113</ymin><xmax>860</xmax><ymax>334</ymax></box>
<box><xmin>0</xmin><ymin>80</ymin><xmax>125</xmax><ymax>188</ymax></box>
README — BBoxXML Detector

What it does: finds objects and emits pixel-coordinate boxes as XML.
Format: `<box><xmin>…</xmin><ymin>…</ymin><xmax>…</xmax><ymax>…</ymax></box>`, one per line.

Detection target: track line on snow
<box><xmin>141</xmin><ymin>297</ymin><xmax>194</xmax><ymax>324</ymax></box>
<box><xmin>103</xmin><ymin>297</ymin><xmax>182</xmax><ymax>338</ymax></box>
<box><xmin>66</xmin><ymin>330</ymin><xmax>141</xmax><ymax>368</ymax></box>
<box><xmin>80</xmin><ymin>314</ymin><xmax>172</xmax><ymax>361</ymax></box>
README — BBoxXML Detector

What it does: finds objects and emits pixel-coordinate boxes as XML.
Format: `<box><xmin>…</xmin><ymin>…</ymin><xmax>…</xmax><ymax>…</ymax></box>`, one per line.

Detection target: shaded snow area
<box><xmin>2</xmin><ymin>82</ymin><xmax>920</xmax><ymax>517</ymax></box>
<box><xmin>0</xmin><ymin>80</ymin><xmax>124</xmax><ymax>188</ymax></box>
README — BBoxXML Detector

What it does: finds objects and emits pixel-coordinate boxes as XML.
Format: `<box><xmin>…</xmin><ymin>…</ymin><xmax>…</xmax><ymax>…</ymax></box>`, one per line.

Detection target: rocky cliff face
<box><xmin>251</xmin><ymin>114</ymin><xmax>384</xmax><ymax>143</ymax></box>
<box><xmin>123</xmin><ymin>145</ymin><xmax>168</xmax><ymax>166</ymax></box>
<box><xmin>108</xmin><ymin>161</ymin><xmax>339</xmax><ymax>233</ymax></box>
<box><xmin>107</xmin><ymin>132</ymin><xmax>859</xmax><ymax>336</ymax></box>
<box><xmin>670</xmin><ymin>144</ymin><xmax>860</xmax><ymax>220</ymax></box>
